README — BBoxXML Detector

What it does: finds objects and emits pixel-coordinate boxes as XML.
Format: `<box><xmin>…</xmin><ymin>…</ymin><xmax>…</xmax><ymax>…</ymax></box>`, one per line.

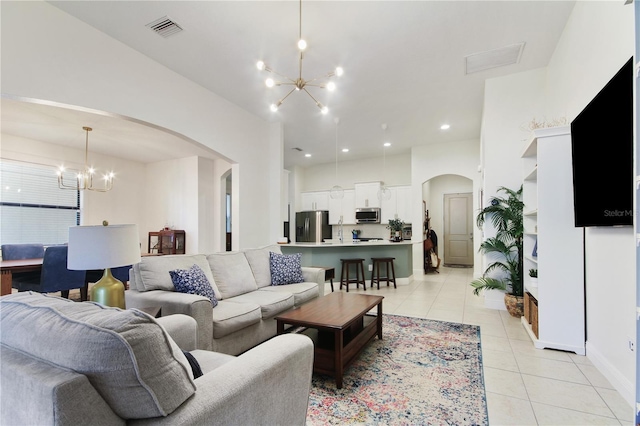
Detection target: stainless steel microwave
<box><xmin>355</xmin><ymin>207</ymin><xmax>380</xmax><ymax>224</ymax></box>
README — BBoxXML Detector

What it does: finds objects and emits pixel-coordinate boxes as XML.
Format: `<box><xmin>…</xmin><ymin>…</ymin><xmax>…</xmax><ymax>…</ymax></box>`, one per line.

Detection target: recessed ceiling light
<box><xmin>305</xmin><ymin>154</ymin><xmax>311</xmax><ymax>157</ymax></box>
<box><xmin>440</xmin><ymin>124</ymin><xmax>450</xmax><ymax>130</ymax></box>
<box><xmin>342</xmin><ymin>148</ymin><xmax>349</xmax><ymax>153</ymax></box>
<box><xmin>383</xmin><ymin>142</ymin><xmax>391</xmax><ymax>147</ymax></box>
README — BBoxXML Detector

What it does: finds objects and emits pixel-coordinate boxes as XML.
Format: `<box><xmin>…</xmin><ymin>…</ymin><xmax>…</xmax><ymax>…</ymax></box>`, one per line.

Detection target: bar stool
<box><xmin>340</xmin><ymin>258</ymin><xmax>366</xmax><ymax>292</ymax></box>
<box><xmin>370</xmin><ymin>257</ymin><xmax>397</xmax><ymax>289</ymax></box>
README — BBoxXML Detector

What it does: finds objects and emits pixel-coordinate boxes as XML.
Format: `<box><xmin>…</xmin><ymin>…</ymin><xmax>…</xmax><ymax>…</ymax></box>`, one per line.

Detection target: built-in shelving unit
<box><xmin>520</xmin><ymin>126</ymin><xmax>585</xmax><ymax>355</ymax></box>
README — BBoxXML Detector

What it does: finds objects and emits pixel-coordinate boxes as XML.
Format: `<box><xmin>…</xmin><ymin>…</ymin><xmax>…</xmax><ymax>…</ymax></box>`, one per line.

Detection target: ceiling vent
<box><xmin>465</xmin><ymin>42</ymin><xmax>525</xmax><ymax>74</ymax></box>
<box><xmin>146</xmin><ymin>16</ymin><xmax>183</xmax><ymax>38</ymax></box>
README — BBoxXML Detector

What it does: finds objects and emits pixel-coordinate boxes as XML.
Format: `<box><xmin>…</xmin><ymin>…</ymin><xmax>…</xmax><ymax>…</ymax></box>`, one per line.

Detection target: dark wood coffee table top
<box><xmin>275</xmin><ymin>292</ymin><xmax>383</xmax><ymax>330</ymax></box>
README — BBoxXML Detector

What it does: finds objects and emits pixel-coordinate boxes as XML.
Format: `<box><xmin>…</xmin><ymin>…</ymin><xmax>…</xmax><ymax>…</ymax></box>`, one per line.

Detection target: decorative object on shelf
<box><xmin>378</xmin><ymin>124</ymin><xmax>392</xmax><ymax>201</ymax></box>
<box><xmin>330</xmin><ymin>117</ymin><xmax>344</xmax><ymax>199</ymax></box>
<box><xmin>68</xmin><ymin>223</ymin><xmax>141</xmax><ymax>309</ymax></box>
<box><xmin>57</xmin><ymin>126</ymin><xmax>114</xmax><ymax>192</ymax></box>
<box><xmin>520</xmin><ymin>116</ymin><xmax>568</xmax><ymax>132</ymax></box>
<box><xmin>529</xmin><ymin>268</ymin><xmax>538</xmax><ymax>288</ymax></box>
<box><xmin>532</xmin><ymin>238</ymin><xmax>537</xmax><ymax>257</ymax></box>
<box><xmin>470</xmin><ymin>185</ymin><xmax>524</xmax><ymax>317</ymax></box>
<box><xmin>256</xmin><ymin>0</ymin><xmax>343</xmax><ymax>114</ymax></box>
<box><xmin>351</xmin><ymin>229</ymin><xmax>360</xmax><ymax>239</ymax></box>
<box><xmin>387</xmin><ymin>218</ymin><xmax>405</xmax><ymax>242</ymax></box>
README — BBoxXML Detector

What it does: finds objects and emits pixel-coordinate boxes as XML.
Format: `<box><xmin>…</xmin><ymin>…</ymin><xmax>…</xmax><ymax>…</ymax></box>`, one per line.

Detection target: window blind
<box><xmin>0</xmin><ymin>160</ymin><xmax>80</xmax><ymax>245</ymax></box>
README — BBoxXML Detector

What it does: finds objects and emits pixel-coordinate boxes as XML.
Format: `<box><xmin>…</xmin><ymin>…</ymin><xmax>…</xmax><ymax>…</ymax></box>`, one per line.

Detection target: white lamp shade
<box><xmin>68</xmin><ymin>224</ymin><xmax>141</xmax><ymax>270</ymax></box>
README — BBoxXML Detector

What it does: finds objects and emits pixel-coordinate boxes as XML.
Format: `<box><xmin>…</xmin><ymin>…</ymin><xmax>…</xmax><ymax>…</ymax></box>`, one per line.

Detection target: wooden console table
<box><xmin>148</xmin><ymin>230</ymin><xmax>186</xmax><ymax>254</ymax></box>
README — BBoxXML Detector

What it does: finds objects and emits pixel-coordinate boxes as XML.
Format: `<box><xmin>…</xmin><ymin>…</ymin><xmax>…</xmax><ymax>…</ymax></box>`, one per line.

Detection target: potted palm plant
<box><xmin>470</xmin><ymin>186</ymin><xmax>524</xmax><ymax>317</ymax></box>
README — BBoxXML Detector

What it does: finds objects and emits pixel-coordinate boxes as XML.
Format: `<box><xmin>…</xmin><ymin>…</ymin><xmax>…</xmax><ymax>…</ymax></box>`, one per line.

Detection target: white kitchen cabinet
<box><xmin>520</xmin><ymin>126</ymin><xmax>585</xmax><ymax>355</ymax></box>
<box><xmin>328</xmin><ymin>189</ymin><xmax>355</xmax><ymax>224</ymax></box>
<box><xmin>354</xmin><ymin>182</ymin><xmax>381</xmax><ymax>208</ymax></box>
<box><xmin>300</xmin><ymin>191</ymin><xmax>329</xmax><ymax>211</ymax></box>
<box><xmin>380</xmin><ymin>186</ymin><xmax>411</xmax><ymax>223</ymax></box>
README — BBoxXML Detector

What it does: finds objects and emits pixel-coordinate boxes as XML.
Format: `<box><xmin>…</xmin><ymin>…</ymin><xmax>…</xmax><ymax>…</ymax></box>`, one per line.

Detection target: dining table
<box><xmin>0</xmin><ymin>258</ymin><xmax>44</xmax><ymax>296</ymax></box>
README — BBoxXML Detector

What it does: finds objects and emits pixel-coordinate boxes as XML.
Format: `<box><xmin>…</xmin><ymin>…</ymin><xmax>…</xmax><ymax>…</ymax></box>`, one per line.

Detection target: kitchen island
<box><xmin>281</xmin><ymin>240</ymin><xmax>414</xmax><ymax>285</ymax></box>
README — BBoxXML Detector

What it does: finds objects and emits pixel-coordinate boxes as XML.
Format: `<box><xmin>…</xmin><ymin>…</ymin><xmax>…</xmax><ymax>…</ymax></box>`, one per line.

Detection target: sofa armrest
<box><xmin>155</xmin><ymin>314</ymin><xmax>198</xmax><ymax>351</ymax></box>
<box><xmin>125</xmin><ymin>289</ymin><xmax>213</xmax><ymax>350</ymax></box>
<box><xmin>301</xmin><ymin>266</ymin><xmax>326</xmax><ymax>296</ymax></box>
<box><xmin>130</xmin><ymin>334</ymin><xmax>314</xmax><ymax>426</ymax></box>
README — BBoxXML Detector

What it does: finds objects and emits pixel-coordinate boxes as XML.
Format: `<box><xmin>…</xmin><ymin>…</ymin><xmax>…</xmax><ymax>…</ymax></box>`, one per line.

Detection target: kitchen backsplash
<box><xmin>332</xmin><ymin>223</ymin><xmax>411</xmax><ymax>240</ymax></box>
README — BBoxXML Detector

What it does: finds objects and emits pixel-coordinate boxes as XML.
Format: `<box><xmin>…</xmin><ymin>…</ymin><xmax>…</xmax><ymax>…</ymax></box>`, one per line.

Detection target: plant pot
<box><xmin>529</xmin><ymin>277</ymin><xmax>538</xmax><ymax>288</ymax></box>
<box><xmin>504</xmin><ymin>294</ymin><xmax>524</xmax><ymax>317</ymax></box>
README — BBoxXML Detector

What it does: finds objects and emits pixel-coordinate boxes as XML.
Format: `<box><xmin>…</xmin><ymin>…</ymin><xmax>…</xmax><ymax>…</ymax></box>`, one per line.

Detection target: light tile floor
<box><xmin>326</xmin><ymin>266</ymin><xmax>634</xmax><ymax>425</ymax></box>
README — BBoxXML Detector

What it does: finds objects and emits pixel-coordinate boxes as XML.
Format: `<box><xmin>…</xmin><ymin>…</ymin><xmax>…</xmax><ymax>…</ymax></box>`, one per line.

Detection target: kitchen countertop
<box><xmin>283</xmin><ymin>240</ymin><xmax>414</xmax><ymax>247</ymax></box>
<box><xmin>281</xmin><ymin>240</ymin><xmax>414</xmax><ymax>281</ymax></box>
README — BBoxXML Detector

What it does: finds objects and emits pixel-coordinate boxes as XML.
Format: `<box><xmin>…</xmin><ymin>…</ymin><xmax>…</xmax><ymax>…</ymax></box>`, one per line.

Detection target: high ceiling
<box><xmin>4</xmin><ymin>1</ymin><xmax>576</xmax><ymax>168</ymax></box>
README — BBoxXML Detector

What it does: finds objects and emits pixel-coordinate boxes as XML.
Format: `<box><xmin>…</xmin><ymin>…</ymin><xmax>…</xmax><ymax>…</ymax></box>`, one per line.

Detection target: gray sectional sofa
<box><xmin>0</xmin><ymin>292</ymin><xmax>314</xmax><ymax>425</ymax></box>
<box><xmin>125</xmin><ymin>244</ymin><xmax>325</xmax><ymax>354</ymax></box>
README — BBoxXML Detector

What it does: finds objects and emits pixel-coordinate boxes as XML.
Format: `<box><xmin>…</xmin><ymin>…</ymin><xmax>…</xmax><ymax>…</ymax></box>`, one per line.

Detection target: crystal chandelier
<box><xmin>57</xmin><ymin>126</ymin><xmax>114</xmax><ymax>192</ymax></box>
<box><xmin>256</xmin><ymin>0</ymin><xmax>343</xmax><ymax>114</ymax></box>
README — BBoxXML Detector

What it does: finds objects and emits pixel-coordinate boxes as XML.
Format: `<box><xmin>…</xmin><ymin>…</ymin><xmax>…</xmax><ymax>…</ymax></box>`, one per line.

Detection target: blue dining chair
<box><xmin>1</xmin><ymin>244</ymin><xmax>45</xmax><ymax>289</ymax></box>
<box><xmin>11</xmin><ymin>245</ymin><xmax>86</xmax><ymax>300</ymax></box>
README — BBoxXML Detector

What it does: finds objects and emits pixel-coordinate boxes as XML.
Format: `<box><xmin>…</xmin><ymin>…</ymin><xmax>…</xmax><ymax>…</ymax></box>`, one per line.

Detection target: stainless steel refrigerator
<box><xmin>295</xmin><ymin>211</ymin><xmax>332</xmax><ymax>242</ymax></box>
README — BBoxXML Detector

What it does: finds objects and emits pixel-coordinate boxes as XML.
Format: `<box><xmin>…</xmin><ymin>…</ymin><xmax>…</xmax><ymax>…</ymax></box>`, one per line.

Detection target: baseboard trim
<box><xmin>585</xmin><ymin>341</ymin><xmax>634</xmax><ymax>408</ymax></box>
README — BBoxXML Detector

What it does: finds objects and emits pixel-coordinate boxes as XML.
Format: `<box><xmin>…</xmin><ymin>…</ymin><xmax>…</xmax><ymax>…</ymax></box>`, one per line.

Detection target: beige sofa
<box><xmin>0</xmin><ymin>292</ymin><xmax>314</xmax><ymax>426</ymax></box>
<box><xmin>126</xmin><ymin>245</ymin><xmax>325</xmax><ymax>354</ymax></box>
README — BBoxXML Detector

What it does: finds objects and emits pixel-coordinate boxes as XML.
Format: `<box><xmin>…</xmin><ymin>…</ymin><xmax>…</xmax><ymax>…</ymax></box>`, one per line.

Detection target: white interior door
<box><xmin>443</xmin><ymin>193</ymin><xmax>473</xmax><ymax>266</ymax></box>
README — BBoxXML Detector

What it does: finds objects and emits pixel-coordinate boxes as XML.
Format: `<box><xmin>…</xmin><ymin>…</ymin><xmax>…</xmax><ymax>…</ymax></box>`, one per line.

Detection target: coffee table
<box><xmin>275</xmin><ymin>292</ymin><xmax>383</xmax><ymax>388</ymax></box>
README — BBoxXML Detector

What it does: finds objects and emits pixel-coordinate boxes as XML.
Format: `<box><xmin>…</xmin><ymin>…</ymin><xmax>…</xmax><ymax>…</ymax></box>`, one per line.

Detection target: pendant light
<box><xmin>256</xmin><ymin>0</ymin><xmax>343</xmax><ymax>114</ymax></box>
<box><xmin>57</xmin><ymin>126</ymin><xmax>114</xmax><ymax>192</ymax></box>
<box><xmin>330</xmin><ymin>117</ymin><xmax>344</xmax><ymax>199</ymax></box>
<box><xmin>378</xmin><ymin>123</ymin><xmax>391</xmax><ymax>201</ymax></box>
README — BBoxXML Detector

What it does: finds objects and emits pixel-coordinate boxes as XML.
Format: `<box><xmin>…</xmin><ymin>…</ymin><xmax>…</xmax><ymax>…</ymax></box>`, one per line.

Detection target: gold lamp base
<box><xmin>90</xmin><ymin>268</ymin><xmax>126</xmax><ymax>309</ymax></box>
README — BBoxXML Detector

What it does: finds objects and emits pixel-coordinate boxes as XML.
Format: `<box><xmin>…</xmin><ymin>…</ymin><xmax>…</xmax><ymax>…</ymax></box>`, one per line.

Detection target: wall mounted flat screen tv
<box><xmin>570</xmin><ymin>57</ymin><xmax>633</xmax><ymax>227</ymax></box>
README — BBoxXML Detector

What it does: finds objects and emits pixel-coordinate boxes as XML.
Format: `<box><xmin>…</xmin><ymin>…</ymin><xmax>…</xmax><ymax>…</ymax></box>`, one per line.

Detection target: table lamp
<box><xmin>68</xmin><ymin>223</ymin><xmax>141</xmax><ymax>309</ymax></box>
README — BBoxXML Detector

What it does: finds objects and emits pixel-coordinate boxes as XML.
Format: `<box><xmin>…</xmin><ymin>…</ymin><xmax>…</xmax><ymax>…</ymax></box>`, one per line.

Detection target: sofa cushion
<box><xmin>0</xmin><ymin>292</ymin><xmax>196</xmax><ymax>420</ymax></box>
<box><xmin>243</xmin><ymin>245</ymin><xmax>282</xmax><ymax>288</ymax></box>
<box><xmin>207</xmin><ymin>252</ymin><xmax>258</xmax><ymax>299</ymax></box>
<box><xmin>169</xmin><ymin>264</ymin><xmax>218</xmax><ymax>307</ymax></box>
<box><xmin>136</xmin><ymin>254</ymin><xmax>222</xmax><ymax>300</ymax></box>
<box><xmin>225</xmin><ymin>290</ymin><xmax>294</xmax><ymax>319</ymax></box>
<box><xmin>258</xmin><ymin>282</ymin><xmax>319</xmax><ymax>306</ymax></box>
<box><xmin>211</xmin><ymin>300</ymin><xmax>262</xmax><ymax>339</ymax></box>
<box><xmin>269</xmin><ymin>252</ymin><xmax>305</xmax><ymax>285</ymax></box>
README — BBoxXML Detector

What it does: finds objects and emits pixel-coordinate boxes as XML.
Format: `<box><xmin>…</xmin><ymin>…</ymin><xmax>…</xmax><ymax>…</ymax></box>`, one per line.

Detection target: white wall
<box><xmin>299</xmin><ymin>153</ymin><xmax>411</xmax><ymax>192</ymax></box>
<box><xmin>1</xmin><ymin>1</ymin><xmax>280</xmax><ymax>251</ymax></box>
<box><xmin>544</xmin><ymin>0</ymin><xmax>635</xmax><ymax>405</ymax></box>
<box><xmin>482</xmin><ymin>68</ymin><xmax>546</xmax><ymax>203</ymax></box>
<box><xmin>197</xmin><ymin>157</ymin><xmax>216</xmax><ymax>254</ymax></box>
<box><xmin>481</xmin><ymin>0</ymin><xmax>635</xmax><ymax>405</ymax></box>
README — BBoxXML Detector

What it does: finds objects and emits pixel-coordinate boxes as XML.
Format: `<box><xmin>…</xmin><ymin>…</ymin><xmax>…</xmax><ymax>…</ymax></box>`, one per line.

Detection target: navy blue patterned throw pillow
<box><xmin>269</xmin><ymin>252</ymin><xmax>304</xmax><ymax>286</ymax></box>
<box><xmin>169</xmin><ymin>264</ymin><xmax>218</xmax><ymax>307</ymax></box>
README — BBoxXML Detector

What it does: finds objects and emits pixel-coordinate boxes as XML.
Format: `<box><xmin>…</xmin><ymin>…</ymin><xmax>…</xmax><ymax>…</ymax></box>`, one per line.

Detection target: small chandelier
<box><xmin>57</xmin><ymin>126</ymin><xmax>114</xmax><ymax>192</ymax></box>
<box><xmin>256</xmin><ymin>0</ymin><xmax>343</xmax><ymax>114</ymax></box>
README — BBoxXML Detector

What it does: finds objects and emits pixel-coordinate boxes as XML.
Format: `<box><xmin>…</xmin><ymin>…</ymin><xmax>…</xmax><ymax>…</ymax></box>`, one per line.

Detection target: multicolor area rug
<box><xmin>306</xmin><ymin>314</ymin><xmax>487</xmax><ymax>425</ymax></box>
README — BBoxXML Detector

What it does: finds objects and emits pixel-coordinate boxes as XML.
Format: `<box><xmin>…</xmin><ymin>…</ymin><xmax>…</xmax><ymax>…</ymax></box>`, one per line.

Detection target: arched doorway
<box><xmin>422</xmin><ymin>174</ymin><xmax>474</xmax><ymax>267</ymax></box>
